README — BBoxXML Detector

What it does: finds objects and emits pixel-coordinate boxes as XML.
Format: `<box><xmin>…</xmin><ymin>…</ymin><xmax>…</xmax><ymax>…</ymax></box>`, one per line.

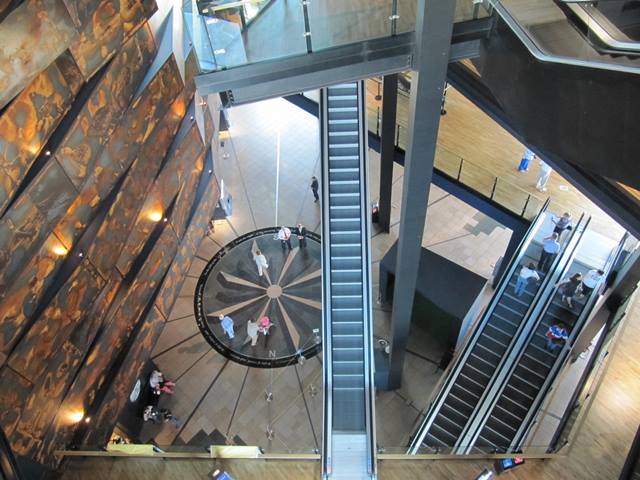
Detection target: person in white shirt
<box><xmin>253</xmin><ymin>249</ymin><xmax>268</xmax><ymax>277</ymax></box>
<box><xmin>536</xmin><ymin>160</ymin><xmax>553</xmax><ymax>192</ymax></box>
<box><xmin>277</xmin><ymin>226</ymin><xmax>292</xmax><ymax>251</ymax></box>
<box><xmin>514</xmin><ymin>262</ymin><xmax>540</xmax><ymax>296</ymax></box>
<box><xmin>538</xmin><ymin>233</ymin><xmax>561</xmax><ymax>273</ymax></box>
<box><xmin>246</xmin><ymin>319</ymin><xmax>259</xmax><ymax>347</ymax></box>
<box><xmin>580</xmin><ymin>269</ymin><xmax>605</xmax><ymax>297</ymax></box>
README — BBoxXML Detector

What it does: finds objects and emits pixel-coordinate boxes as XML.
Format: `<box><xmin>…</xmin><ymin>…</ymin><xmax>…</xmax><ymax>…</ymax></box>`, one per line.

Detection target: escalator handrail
<box><xmin>564</xmin><ymin>2</ymin><xmax>640</xmax><ymax>54</ymax></box>
<box><xmin>456</xmin><ymin>213</ymin><xmax>590</xmax><ymax>452</ymax></box>
<box><xmin>407</xmin><ymin>199</ymin><xmax>550</xmax><ymax>454</ymax></box>
<box><xmin>510</xmin><ymin>228</ymin><xmax>629</xmax><ymax>449</ymax></box>
<box><xmin>357</xmin><ymin>79</ymin><xmax>378</xmax><ymax>478</ymax></box>
<box><xmin>487</xmin><ymin>0</ymin><xmax>640</xmax><ymax>74</ymax></box>
<box><xmin>320</xmin><ymin>86</ymin><xmax>334</xmax><ymax>479</ymax></box>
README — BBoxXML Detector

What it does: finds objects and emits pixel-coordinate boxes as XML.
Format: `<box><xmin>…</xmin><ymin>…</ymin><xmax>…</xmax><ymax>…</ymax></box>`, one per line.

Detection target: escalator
<box><xmin>466</xmin><ymin>228</ymin><xmax>628</xmax><ymax>453</ymax></box>
<box><xmin>561</xmin><ymin>0</ymin><xmax>640</xmax><ymax>54</ymax></box>
<box><xmin>320</xmin><ymin>81</ymin><xmax>376</xmax><ymax>479</ymax></box>
<box><xmin>489</xmin><ymin>0</ymin><xmax>640</xmax><ymax>73</ymax></box>
<box><xmin>409</xmin><ymin>202</ymin><xmax>585</xmax><ymax>453</ymax></box>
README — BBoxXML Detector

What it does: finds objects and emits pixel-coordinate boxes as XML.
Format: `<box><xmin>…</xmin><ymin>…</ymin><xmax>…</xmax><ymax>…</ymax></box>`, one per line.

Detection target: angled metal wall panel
<box><xmin>57</xmin><ymin>25</ymin><xmax>156</xmax><ymax>189</ymax></box>
<box><xmin>7</xmin><ymin>262</ymin><xmax>105</xmax><ymax>383</ymax></box>
<box><xmin>68</xmin><ymin>0</ymin><xmax>157</xmax><ymax>79</ymax></box>
<box><xmin>0</xmin><ymin>51</ymin><xmax>83</xmax><ymax>214</ymax></box>
<box><xmin>0</xmin><ymin>368</ymin><xmax>33</xmax><ymax>440</ymax></box>
<box><xmin>0</xmin><ymin>160</ymin><xmax>77</xmax><ymax>291</ymax></box>
<box><xmin>0</xmin><ymin>233</ymin><xmax>70</xmax><ymax>355</ymax></box>
<box><xmin>115</xmin><ymin>123</ymin><xmax>204</xmax><ymax>277</ymax></box>
<box><xmin>168</xmin><ymin>151</ymin><xmax>204</xmax><ymax>240</ymax></box>
<box><xmin>53</xmin><ymin>55</ymin><xmax>184</xmax><ymax>249</ymax></box>
<box><xmin>0</xmin><ymin>0</ymin><xmax>79</xmax><ymax>109</ymax></box>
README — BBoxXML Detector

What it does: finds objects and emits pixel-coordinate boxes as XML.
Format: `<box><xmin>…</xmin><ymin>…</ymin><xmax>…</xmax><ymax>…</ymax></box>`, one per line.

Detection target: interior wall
<box><xmin>0</xmin><ymin>0</ymin><xmax>221</xmax><ymax>469</ymax></box>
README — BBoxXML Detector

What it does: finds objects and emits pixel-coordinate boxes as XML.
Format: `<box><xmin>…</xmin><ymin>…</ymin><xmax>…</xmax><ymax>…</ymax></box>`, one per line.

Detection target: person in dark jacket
<box><xmin>296</xmin><ymin>223</ymin><xmax>307</xmax><ymax>248</ymax></box>
<box><xmin>310</xmin><ymin>176</ymin><xmax>319</xmax><ymax>203</ymax></box>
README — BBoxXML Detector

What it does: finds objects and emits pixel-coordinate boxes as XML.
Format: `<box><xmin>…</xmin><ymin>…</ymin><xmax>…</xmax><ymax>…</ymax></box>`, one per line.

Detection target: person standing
<box><xmin>518</xmin><ymin>148</ymin><xmax>536</xmax><ymax>172</ymax></box>
<box><xmin>538</xmin><ymin>233</ymin><xmax>561</xmax><ymax>273</ymax></box>
<box><xmin>545</xmin><ymin>323</ymin><xmax>569</xmax><ymax>351</ymax></box>
<box><xmin>556</xmin><ymin>273</ymin><xmax>582</xmax><ymax>308</ymax></box>
<box><xmin>580</xmin><ymin>269</ymin><xmax>605</xmax><ymax>297</ymax></box>
<box><xmin>246</xmin><ymin>319</ymin><xmax>259</xmax><ymax>347</ymax></box>
<box><xmin>253</xmin><ymin>249</ymin><xmax>268</xmax><ymax>277</ymax></box>
<box><xmin>310</xmin><ymin>176</ymin><xmax>319</xmax><ymax>203</ymax></box>
<box><xmin>536</xmin><ymin>160</ymin><xmax>553</xmax><ymax>192</ymax></box>
<box><xmin>514</xmin><ymin>262</ymin><xmax>540</xmax><ymax>297</ymax></box>
<box><xmin>258</xmin><ymin>316</ymin><xmax>272</xmax><ymax>336</ymax></box>
<box><xmin>219</xmin><ymin>314</ymin><xmax>235</xmax><ymax>339</ymax></box>
<box><xmin>296</xmin><ymin>223</ymin><xmax>307</xmax><ymax>248</ymax></box>
<box><xmin>552</xmin><ymin>212</ymin><xmax>572</xmax><ymax>239</ymax></box>
<box><xmin>278</xmin><ymin>226</ymin><xmax>292</xmax><ymax>251</ymax></box>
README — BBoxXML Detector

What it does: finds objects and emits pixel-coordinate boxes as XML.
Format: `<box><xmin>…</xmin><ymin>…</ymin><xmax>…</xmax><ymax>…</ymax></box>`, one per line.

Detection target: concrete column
<box><xmin>386</xmin><ymin>0</ymin><xmax>456</xmax><ymax>389</ymax></box>
<box><xmin>378</xmin><ymin>74</ymin><xmax>398</xmax><ymax>233</ymax></box>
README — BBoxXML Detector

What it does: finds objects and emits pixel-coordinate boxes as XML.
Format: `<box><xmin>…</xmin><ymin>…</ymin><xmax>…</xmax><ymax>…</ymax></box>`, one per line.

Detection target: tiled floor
<box><xmin>134</xmin><ymin>95</ymin><xmax>599</xmax><ymax>453</ymax></box>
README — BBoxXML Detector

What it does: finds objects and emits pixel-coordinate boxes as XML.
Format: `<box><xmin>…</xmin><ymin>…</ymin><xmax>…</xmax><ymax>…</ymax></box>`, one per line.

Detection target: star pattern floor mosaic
<box><xmin>195</xmin><ymin>227</ymin><xmax>322</xmax><ymax>368</ymax></box>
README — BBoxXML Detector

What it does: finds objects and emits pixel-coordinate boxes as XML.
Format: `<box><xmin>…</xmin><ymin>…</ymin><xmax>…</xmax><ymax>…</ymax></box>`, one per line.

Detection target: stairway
<box><xmin>321</xmin><ymin>81</ymin><xmax>376</xmax><ymax>479</ymax></box>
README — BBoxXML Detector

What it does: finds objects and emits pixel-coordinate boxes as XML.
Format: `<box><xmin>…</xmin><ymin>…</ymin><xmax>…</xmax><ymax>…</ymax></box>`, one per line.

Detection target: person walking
<box><xmin>552</xmin><ymin>212</ymin><xmax>572</xmax><ymax>239</ymax></box>
<box><xmin>580</xmin><ymin>269</ymin><xmax>605</xmax><ymax>297</ymax></box>
<box><xmin>258</xmin><ymin>316</ymin><xmax>273</xmax><ymax>336</ymax></box>
<box><xmin>278</xmin><ymin>226</ymin><xmax>292</xmax><ymax>251</ymax></box>
<box><xmin>310</xmin><ymin>176</ymin><xmax>319</xmax><ymax>203</ymax></box>
<box><xmin>253</xmin><ymin>249</ymin><xmax>268</xmax><ymax>276</ymax></box>
<box><xmin>296</xmin><ymin>223</ymin><xmax>307</xmax><ymax>249</ymax></box>
<box><xmin>545</xmin><ymin>323</ymin><xmax>569</xmax><ymax>351</ymax></box>
<box><xmin>219</xmin><ymin>314</ymin><xmax>235</xmax><ymax>339</ymax></box>
<box><xmin>514</xmin><ymin>262</ymin><xmax>540</xmax><ymax>297</ymax></box>
<box><xmin>538</xmin><ymin>233</ymin><xmax>561</xmax><ymax>273</ymax></box>
<box><xmin>518</xmin><ymin>148</ymin><xmax>536</xmax><ymax>172</ymax></box>
<box><xmin>556</xmin><ymin>273</ymin><xmax>582</xmax><ymax>309</ymax></box>
<box><xmin>246</xmin><ymin>319</ymin><xmax>259</xmax><ymax>347</ymax></box>
<box><xmin>536</xmin><ymin>160</ymin><xmax>553</xmax><ymax>192</ymax></box>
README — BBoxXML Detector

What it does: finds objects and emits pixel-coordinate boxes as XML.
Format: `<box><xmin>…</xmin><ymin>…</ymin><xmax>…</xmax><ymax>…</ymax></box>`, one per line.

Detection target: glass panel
<box><xmin>493</xmin><ymin>177</ymin><xmax>531</xmax><ymax>215</ymax></box>
<box><xmin>495</xmin><ymin>0</ymin><xmax>640</xmax><ymax>71</ymax></box>
<box><xmin>455</xmin><ymin>0</ymin><xmax>490</xmax><ymax>22</ymax></box>
<box><xmin>185</xmin><ymin>0</ymin><xmax>307</xmax><ymax>71</ymax></box>
<box><xmin>524</xmin><ymin>194</ymin><xmax>546</xmax><ymax>220</ymax></box>
<box><xmin>458</xmin><ymin>159</ymin><xmax>495</xmax><ymax>197</ymax></box>
<box><xmin>307</xmin><ymin>0</ymin><xmax>393</xmax><ymax>52</ymax></box>
<box><xmin>184</xmin><ymin>4</ymin><xmax>218</xmax><ymax>70</ymax></box>
<box><xmin>396</xmin><ymin>0</ymin><xmax>417</xmax><ymax>34</ymax></box>
<box><xmin>434</xmin><ymin>146</ymin><xmax>462</xmax><ymax>179</ymax></box>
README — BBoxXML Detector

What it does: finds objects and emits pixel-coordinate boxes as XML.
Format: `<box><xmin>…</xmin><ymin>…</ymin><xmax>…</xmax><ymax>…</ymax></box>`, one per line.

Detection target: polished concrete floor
<box><xmin>135</xmin><ymin>97</ymin><xmax>513</xmax><ymax>453</ymax></box>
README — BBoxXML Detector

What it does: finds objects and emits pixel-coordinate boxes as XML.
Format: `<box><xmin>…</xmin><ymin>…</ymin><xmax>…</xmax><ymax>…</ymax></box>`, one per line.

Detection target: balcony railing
<box><xmin>182</xmin><ymin>0</ymin><xmax>490</xmax><ymax>72</ymax></box>
<box><xmin>365</xmin><ymin>79</ymin><xmax>546</xmax><ymax>220</ymax></box>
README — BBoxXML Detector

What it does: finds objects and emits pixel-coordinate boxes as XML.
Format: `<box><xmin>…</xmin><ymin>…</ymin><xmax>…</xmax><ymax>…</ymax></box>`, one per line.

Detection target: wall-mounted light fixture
<box><xmin>148</xmin><ymin>211</ymin><xmax>163</xmax><ymax>222</ymax></box>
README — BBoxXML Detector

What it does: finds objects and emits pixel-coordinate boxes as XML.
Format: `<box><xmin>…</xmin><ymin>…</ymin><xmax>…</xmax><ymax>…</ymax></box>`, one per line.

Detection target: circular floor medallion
<box><xmin>195</xmin><ymin>227</ymin><xmax>322</xmax><ymax>368</ymax></box>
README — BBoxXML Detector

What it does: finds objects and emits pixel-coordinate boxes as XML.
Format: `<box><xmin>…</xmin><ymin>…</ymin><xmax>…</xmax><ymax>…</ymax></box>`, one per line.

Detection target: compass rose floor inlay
<box><xmin>195</xmin><ymin>227</ymin><xmax>322</xmax><ymax>368</ymax></box>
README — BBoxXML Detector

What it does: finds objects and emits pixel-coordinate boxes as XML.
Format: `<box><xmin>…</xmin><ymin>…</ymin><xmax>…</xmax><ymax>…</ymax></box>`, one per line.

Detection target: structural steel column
<box><xmin>386</xmin><ymin>0</ymin><xmax>456</xmax><ymax>389</ymax></box>
<box><xmin>378</xmin><ymin>74</ymin><xmax>398</xmax><ymax>232</ymax></box>
<box><xmin>492</xmin><ymin>223</ymin><xmax>528</xmax><ymax>288</ymax></box>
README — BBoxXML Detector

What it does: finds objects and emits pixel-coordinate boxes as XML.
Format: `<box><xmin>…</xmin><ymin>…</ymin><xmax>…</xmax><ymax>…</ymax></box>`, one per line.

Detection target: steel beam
<box><xmin>386</xmin><ymin>0</ymin><xmax>457</xmax><ymax>390</ymax></box>
<box><xmin>195</xmin><ymin>33</ymin><xmax>414</xmax><ymax>100</ymax></box>
<box><xmin>378</xmin><ymin>74</ymin><xmax>398</xmax><ymax>232</ymax></box>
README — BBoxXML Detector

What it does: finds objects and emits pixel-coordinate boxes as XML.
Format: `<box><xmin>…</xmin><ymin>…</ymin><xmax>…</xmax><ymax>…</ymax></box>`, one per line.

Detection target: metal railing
<box><xmin>365</xmin><ymin>79</ymin><xmax>547</xmax><ymax>220</ymax></box>
<box><xmin>408</xmin><ymin>199</ymin><xmax>551</xmax><ymax>454</ymax></box>
<box><xmin>182</xmin><ymin>0</ymin><xmax>491</xmax><ymax>72</ymax></box>
<box><xmin>458</xmin><ymin>214</ymin><xmax>592</xmax><ymax>453</ymax></box>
